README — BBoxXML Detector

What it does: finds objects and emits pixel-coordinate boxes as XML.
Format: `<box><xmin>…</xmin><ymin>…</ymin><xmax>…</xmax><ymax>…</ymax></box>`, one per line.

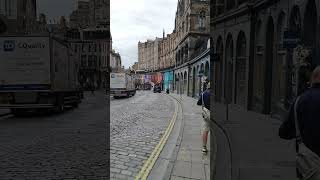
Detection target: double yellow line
<box><xmin>135</xmin><ymin>96</ymin><xmax>179</xmax><ymax>180</ymax></box>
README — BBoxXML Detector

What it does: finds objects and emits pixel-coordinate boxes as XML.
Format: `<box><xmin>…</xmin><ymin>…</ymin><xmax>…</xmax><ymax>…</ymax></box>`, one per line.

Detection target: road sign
<box><xmin>283</xmin><ymin>31</ymin><xmax>301</xmax><ymax>49</ymax></box>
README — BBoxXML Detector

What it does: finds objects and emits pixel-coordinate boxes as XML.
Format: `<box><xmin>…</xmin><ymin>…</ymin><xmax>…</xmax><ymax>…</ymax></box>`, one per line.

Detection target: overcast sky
<box><xmin>38</xmin><ymin>0</ymin><xmax>178</xmax><ymax>68</ymax></box>
<box><xmin>111</xmin><ymin>0</ymin><xmax>178</xmax><ymax>68</ymax></box>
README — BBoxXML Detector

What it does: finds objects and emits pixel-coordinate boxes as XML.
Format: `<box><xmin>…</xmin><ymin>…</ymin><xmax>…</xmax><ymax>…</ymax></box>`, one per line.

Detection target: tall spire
<box><xmin>163</xmin><ymin>29</ymin><xmax>165</xmax><ymax>39</ymax></box>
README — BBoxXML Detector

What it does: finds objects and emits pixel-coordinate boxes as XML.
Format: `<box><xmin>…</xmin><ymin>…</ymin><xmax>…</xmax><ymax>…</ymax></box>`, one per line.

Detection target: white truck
<box><xmin>0</xmin><ymin>35</ymin><xmax>83</xmax><ymax>115</ymax></box>
<box><xmin>110</xmin><ymin>73</ymin><xmax>136</xmax><ymax>98</ymax></box>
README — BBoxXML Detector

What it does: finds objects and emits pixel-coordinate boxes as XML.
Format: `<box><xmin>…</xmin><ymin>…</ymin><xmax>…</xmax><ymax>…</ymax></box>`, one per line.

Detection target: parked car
<box><xmin>153</xmin><ymin>86</ymin><xmax>161</xmax><ymax>93</ymax></box>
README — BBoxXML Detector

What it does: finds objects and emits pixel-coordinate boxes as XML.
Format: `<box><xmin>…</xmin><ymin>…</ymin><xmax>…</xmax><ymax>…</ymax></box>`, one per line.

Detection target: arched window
<box><xmin>181</xmin><ymin>72</ymin><xmax>184</xmax><ymax>94</ymax></box>
<box><xmin>188</xmin><ymin>68</ymin><xmax>192</xmax><ymax>96</ymax></box>
<box><xmin>205</xmin><ymin>61</ymin><xmax>210</xmax><ymax>78</ymax></box>
<box><xmin>272</xmin><ymin>12</ymin><xmax>287</xmax><ymax>116</ymax></box>
<box><xmin>235</xmin><ymin>31</ymin><xmax>247</xmax><ymax>107</ymax></box>
<box><xmin>216</xmin><ymin>0</ymin><xmax>224</xmax><ymax>16</ymax></box>
<box><xmin>252</xmin><ymin>20</ymin><xmax>264</xmax><ymax>112</ymax></box>
<box><xmin>214</xmin><ymin>36</ymin><xmax>224</xmax><ymax>102</ymax></box>
<box><xmin>199</xmin><ymin>11</ymin><xmax>206</xmax><ymax>28</ymax></box>
<box><xmin>186</xmin><ymin>44</ymin><xmax>189</xmax><ymax>60</ymax></box>
<box><xmin>225</xmin><ymin>34</ymin><xmax>234</xmax><ymax>103</ymax></box>
<box><xmin>182</xmin><ymin>22</ymin><xmax>185</xmax><ymax>33</ymax></box>
<box><xmin>264</xmin><ymin>17</ymin><xmax>275</xmax><ymax>114</ymax></box>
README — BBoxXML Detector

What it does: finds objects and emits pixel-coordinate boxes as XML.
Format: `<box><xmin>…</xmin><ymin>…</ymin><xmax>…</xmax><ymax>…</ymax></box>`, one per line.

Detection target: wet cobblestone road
<box><xmin>110</xmin><ymin>90</ymin><xmax>175</xmax><ymax>179</ymax></box>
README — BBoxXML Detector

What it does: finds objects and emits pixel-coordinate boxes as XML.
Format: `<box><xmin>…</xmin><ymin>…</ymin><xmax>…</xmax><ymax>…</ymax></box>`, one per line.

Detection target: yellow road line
<box><xmin>135</xmin><ymin>96</ymin><xmax>179</xmax><ymax>180</ymax></box>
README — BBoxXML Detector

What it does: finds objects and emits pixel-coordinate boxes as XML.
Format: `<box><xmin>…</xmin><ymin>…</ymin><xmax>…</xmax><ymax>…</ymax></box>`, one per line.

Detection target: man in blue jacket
<box><xmin>197</xmin><ymin>82</ymin><xmax>211</xmax><ymax>153</ymax></box>
<box><xmin>279</xmin><ymin>66</ymin><xmax>320</xmax><ymax>157</ymax></box>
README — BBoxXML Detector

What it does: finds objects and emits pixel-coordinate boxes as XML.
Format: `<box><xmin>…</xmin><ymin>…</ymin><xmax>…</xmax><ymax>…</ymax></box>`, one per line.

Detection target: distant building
<box><xmin>69</xmin><ymin>0</ymin><xmax>90</xmax><ymax>29</ymax></box>
<box><xmin>173</xmin><ymin>0</ymin><xmax>210</xmax><ymax>97</ymax></box>
<box><xmin>0</xmin><ymin>0</ymin><xmax>37</xmax><ymax>34</ymax></box>
<box><xmin>66</xmin><ymin>27</ymin><xmax>111</xmax><ymax>89</ymax></box>
<box><xmin>131</xmin><ymin>62</ymin><xmax>139</xmax><ymax>71</ymax></box>
<box><xmin>159</xmin><ymin>31</ymin><xmax>176</xmax><ymax>70</ymax></box>
<box><xmin>138</xmin><ymin>38</ymin><xmax>162</xmax><ymax>72</ymax></box>
<box><xmin>89</xmin><ymin>0</ymin><xmax>109</xmax><ymax>28</ymax></box>
<box><xmin>110</xmin><ymin>49</ymin><xmax>122</xmax><ymax>72</ymax></box>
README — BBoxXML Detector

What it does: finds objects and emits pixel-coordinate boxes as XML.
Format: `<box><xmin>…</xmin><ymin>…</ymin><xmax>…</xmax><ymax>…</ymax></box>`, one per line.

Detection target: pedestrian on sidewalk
<box><xmin>197</xmin><ymin>82</ymin><xmax>211</xmax><ymax>153</ymax></box>
<box><xmin>279</xmin><ymin>66</ymin><xmax>320</xmax><ymax>179</ymax></box>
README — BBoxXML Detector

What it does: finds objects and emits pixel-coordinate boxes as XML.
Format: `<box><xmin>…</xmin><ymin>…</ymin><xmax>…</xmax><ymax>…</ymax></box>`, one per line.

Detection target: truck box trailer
<box><xmin>110</xmin><ymin>73</ymin><xmax>136</xmax><ymax>98</ymax></box>
<box><xmin>0</xmin><ymin>35</ymin><xmax>83</xmax><ymax>115</ymax></box>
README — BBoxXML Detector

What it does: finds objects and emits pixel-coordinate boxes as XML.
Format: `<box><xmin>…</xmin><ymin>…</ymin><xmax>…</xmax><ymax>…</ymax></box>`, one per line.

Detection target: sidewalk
<box><xmin>213</xmin><ymin>103</ymin><xmax>297</xmax><ymax>180</ymax></box>
<box><xmin>151</xmin><ymin>93</ymin><xmax>210</xmax><ymax>180</ymax></box>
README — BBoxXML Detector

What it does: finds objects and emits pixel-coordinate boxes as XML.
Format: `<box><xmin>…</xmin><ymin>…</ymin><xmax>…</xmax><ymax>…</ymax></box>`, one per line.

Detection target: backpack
<box><xmin>201</xmin><ymin>92</ymin><xmax>210</xmax><ymax>122</ymax></box>
<box><xmin>294</xmin><ymin>96</ymin><xmax>320</xmax><ymax>180</ymax></box>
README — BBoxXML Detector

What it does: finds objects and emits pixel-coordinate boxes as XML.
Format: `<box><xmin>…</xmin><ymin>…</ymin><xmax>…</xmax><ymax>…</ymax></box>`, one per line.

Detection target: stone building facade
<box><xmin>131</xmin><ymin>62</ymin><xmax>139</xmax><ymax>71</ymax></box>
<box><xmin>138</xmin><ymin>38</ymin><xmax>162</xmax><ymax>72</ymax></box>
<box><xmin>159</xmin><ymin>31</ymin><xmax>176</xmax><ymax>70</ymax></box>
<box><xmin>89</xmin><ymin>0</ymin><xmax>109</xmax><ymax>27</ymax></box>
<box><xmin>70</xmin><ymin>0</ymin><xmax>109</xmax><ymax>29</ymax></box>
<box><xmin>67</xmin><ymin>27</ymin><xmax>111</xmax><ymax>89</ymax></box>
<box><xmin>210</xmin><ymin>0</ymin><xmax>320</xmax><ymax>179</ymax></box>
<box><xmin>110</xmin><ymin>49</ymin><xmax>122</xmax><ymax>72</ymax></box>
<box><xmin>173</xmin><ymin>0</ymin><xmax>210</xmax><ymax>97</ymax></box>
<box><xmin>69</xmin><ymin>1</ymin><xmax>90</xmax><ymax>29</ymax></box>
<box><xmin>0</xmin><ymin>0</ymin><xmax>37</xmax><ymax>34</ymax></box>
<box><xmin>136</xmin><ymin>0</ymin><xmax>210</xmax><ymax>98</ymax></box>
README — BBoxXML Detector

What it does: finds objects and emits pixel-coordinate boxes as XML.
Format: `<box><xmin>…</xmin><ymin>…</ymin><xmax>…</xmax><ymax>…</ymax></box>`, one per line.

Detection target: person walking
<box><xmin>279</xmin><ymin>66</ymin><xmax>320</xmax><ymax>179</ymax></box>
<box><xmin>197</xmin><ymin>82</ymin><xmax>211</xmax><ymax>153</ymax></box>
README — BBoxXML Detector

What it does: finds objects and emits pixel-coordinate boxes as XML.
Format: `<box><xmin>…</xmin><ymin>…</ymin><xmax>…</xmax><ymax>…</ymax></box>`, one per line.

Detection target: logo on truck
<box><xmin>3</xmin><ymin>40</ymin><xmax>15</xmax><ymax>51</ymax></box>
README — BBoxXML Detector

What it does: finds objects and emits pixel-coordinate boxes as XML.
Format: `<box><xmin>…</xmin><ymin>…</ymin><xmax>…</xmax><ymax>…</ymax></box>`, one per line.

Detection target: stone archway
<box><xmin>264</xmin><ymin>16</ymin><xmax>275</xmax><ymax>114</ymax></box>
<box><xmin>235</xmin><ymin>31</ymin><xmax>247</xmax><ymax>107</ymax></box>
<box><xmin>205</xmin><ymin>61</ymin><xmax>210</xmax><ymax>79</ymax></box>
<box><xmin>303</xmin><ymin>0</ymin><xmax>317</xmax><ymax>49</ymax></box>
<box><xmin>225</xmin><ymin>34</ymin><xmax>234</xmax><ymax>103</ymax></box>
<box><xmin>215</xmin><ymin>36</ymin><xmax>224</xmax><ymax>102</ymax></box>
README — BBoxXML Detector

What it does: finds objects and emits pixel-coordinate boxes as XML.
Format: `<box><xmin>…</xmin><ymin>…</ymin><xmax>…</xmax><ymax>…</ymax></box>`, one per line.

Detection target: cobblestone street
<box><xmin>110</xmin><ymin>91</ymin><xmax>175</xmax><ymax>179</ymax></box>
<box><xmin>0</xmin><ymin>91</ymin><xmax>109</xmax><ymax>179</ymax></box>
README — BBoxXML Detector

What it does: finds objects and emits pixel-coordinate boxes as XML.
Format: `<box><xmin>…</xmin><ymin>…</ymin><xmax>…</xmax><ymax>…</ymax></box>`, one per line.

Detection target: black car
<box><xmin>153</xmin><ymin>86</ymin><xmax>161</xmax><ymax>93</ymax></box>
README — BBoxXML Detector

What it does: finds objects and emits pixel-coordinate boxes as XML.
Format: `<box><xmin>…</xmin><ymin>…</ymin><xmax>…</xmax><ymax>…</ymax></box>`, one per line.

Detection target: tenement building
<box><xmin>159</xmin><ymin>31</ymin><xmax>176</xmax><ymax>70</ymax></box>
<box><xmin>137</xmin><ymin>38</ymin><xmax>162</xmax><ymax>72</ymax></box>
<box><xmin>66</xmin><ymin>27</ymin><xmax>111</xmax><ymax>89</ymax></box>
<box><xmin>173</xmin><ymin>0</ymin><xmax>210</xmax><ymax>97</ymax></box>
<box><xmin>69</xmin><ymin>0</ymin><xmax>90</xmax><ymax>29</ymax></box>
<box><xmin>159</xmin><ymin>31</ymin><xmax>177</xmax><ymax>92</ymax></box>
<box><xmin>110</xmin><ymin>49</ymin><xmax>122</xmax><ymax>72</ymax></box>
<box><xmin>210</xmin><ymin>0</ymin><xmax>320</xmax><ymax>179</ymax></box>
<box><xmin>0</xmin><ymin>0</ymin><xmax>37</xmax><ymax>34</ymax></box>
